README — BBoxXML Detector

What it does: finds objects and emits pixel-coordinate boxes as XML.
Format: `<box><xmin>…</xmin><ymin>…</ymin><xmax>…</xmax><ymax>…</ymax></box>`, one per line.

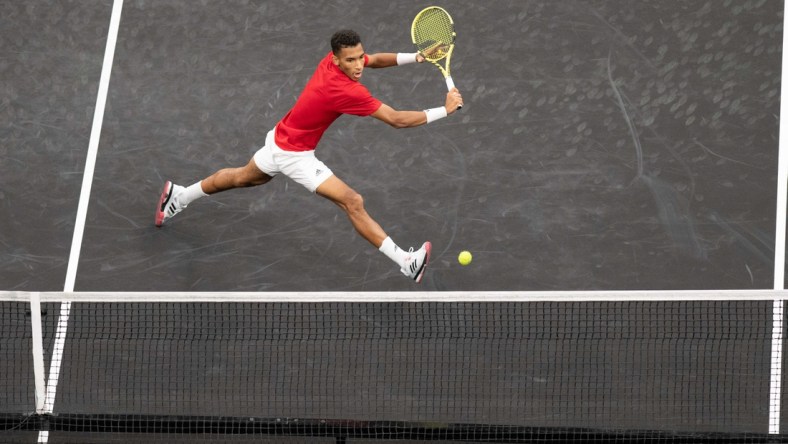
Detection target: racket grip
<box><xmin>445</xmin><ymin>76</ymin><xmax>462</xmax><ymax>109</ymax></box>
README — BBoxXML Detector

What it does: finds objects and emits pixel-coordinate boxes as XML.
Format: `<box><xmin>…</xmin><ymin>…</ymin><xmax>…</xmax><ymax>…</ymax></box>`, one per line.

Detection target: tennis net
<box><xmin>2</xmin><ymin>291</ymin><xmax>788</xmax><ymax>443</ymax></box>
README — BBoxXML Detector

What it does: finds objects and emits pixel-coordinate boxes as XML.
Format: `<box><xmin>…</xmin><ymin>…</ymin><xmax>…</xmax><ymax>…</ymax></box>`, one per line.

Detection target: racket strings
<box><xmin>413</xmin><ymin>9</ymin><xmax>454</xmax><ymax>61</ymax></box>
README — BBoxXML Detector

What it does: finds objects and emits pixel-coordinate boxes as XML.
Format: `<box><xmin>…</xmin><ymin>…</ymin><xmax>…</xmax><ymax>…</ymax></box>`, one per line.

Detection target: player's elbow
<box><xmin>388</xmin><ymin>119</ymin><xmax>409</xmax><ymax>129</ymax></box>
<box><xmin>388</xmin><ymin>112</ymin><xmax>413</xmax><ymax>129</ymax></box>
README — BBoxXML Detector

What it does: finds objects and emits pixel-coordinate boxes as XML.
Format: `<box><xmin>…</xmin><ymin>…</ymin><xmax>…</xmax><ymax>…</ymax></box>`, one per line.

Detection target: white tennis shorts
<box><xmin>253</xmin><ymin>128</ymin><xmax>333</xmax><ymax>193</ymax></box>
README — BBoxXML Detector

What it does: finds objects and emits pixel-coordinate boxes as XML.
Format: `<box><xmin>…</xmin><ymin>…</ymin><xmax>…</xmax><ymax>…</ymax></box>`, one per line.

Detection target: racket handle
<box><xmin>445</xmin><ymin>76</ymin><xmax>462</xmax><ymax>109</ymax></box>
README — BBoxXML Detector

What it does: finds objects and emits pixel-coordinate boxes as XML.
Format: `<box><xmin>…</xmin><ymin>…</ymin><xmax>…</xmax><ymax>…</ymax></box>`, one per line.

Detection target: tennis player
<box><xmin>155</xmin><ymin>30</ymin><xmax>463</xmax><ymax>283</ymax></box>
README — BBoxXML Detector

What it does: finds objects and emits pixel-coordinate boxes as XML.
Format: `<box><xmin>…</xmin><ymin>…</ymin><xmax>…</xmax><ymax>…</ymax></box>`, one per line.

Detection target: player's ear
<box><xmin>332</xmin><ymin>54</ymin><xmax>340</xmax><ymax>66</ymax></box>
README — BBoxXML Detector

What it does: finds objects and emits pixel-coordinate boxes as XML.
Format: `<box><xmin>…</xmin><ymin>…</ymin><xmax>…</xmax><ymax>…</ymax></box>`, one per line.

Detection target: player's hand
<box><xmin>418</xmin><ymin>43</ymin><xmax>450</xmax><ymax>62</ymax></box>
<box><xmin>445</xmin><ymin>88</ymin><xmax>463</xmax><ymax>113</ymax></box>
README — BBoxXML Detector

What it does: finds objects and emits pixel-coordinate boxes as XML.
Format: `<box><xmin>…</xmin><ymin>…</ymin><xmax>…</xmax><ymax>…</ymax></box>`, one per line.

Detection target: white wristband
<box><xmin>424</xmin><ymin>106</ymin><xmax>448</xmax><ymax>124</ymax></box>
<box><xmin>396</xmin><ymin>52</ymin><xmax>419</xmax><ymax>65</ymax></box>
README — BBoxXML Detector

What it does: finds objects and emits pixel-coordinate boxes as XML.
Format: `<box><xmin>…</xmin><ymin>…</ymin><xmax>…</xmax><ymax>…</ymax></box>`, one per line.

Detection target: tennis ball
<box><xmin>458</xmin><ymin>250</ymin><xmax>472</xmax><ymax>266</ymax></box>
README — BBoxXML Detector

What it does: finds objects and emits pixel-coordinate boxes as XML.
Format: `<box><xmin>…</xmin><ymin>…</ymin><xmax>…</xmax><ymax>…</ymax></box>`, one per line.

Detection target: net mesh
<box><xmin>0</xmin><ymin>302</ymin><xmax>32</xmax><ymax>408</ymax></box>
<box><xmin>1</xmin><ymin>292</ymin><xmax>787</xmax><ymax>443</ymax></box>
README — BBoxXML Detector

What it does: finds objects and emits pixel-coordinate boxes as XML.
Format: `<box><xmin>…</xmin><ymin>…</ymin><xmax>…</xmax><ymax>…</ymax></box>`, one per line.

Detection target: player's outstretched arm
<box><xmin>367</xmin><ymin>52</ymin><xmax>426</xmax><ymax>69</ymax></box>
<box><xmin>371</xmin><ymin>89</ymin><xmax>463</xmax><ymax>129</ymax></box>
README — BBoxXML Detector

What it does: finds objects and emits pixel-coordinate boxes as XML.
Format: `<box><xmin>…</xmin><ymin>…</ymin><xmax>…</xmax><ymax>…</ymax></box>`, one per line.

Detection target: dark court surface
<box><xmin>1</xmin><ymin>1</ymin><xmax>113</xmax><ymax>291</ymax></box>
<box><xmin>1</xmin><ymin>1</ymin><xmax>787</xmax><ymax>443</ymax></box>
<box><xmin>1</xmin><ymin>0</ymin><xmax>784</xmax><ymax>292</ymax></box>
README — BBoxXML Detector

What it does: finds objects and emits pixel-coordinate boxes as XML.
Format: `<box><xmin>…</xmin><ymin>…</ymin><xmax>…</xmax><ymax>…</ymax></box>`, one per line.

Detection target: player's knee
<box><xmin>344</xmin><ymin>191</ymin><xmax>365</xmax><ymax>215</ymax></box>
<box><xmin>234</xmin><ymin>165</ymin><xmax>268</xmax><ymax>187</ymax></box>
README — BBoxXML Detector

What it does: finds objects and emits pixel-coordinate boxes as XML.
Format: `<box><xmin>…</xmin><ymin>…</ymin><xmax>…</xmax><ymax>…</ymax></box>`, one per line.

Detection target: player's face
<box><xmin>333</xmin><ymin>44</ymin><xmax>365</xmax><ymax>82</ymax></box>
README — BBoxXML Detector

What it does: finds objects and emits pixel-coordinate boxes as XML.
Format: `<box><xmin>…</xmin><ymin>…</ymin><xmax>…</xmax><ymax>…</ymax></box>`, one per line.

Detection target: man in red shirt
<box><xmin>155</xmin><ymin>30</ymin><xmax>463</xmax><ymax>283</ymax></box>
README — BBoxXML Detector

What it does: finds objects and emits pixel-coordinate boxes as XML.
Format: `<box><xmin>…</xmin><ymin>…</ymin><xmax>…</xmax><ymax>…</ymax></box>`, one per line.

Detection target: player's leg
<box><xmin>316</xmin><ymin>175</ymin><xmax>387</xmax><ymax>247</ymax></box>
<box><xmin>156</xmin><ymin>133</ymin><xmax>279</xmax><ymax>227</ymax></box>
<box><xmin>316</xmin><ymin>175</ymin><xmax>431</xmax><ymax>282</ymax></box>
<box><xmin>200</xmin><ymin>158</ymin><xmax>273</xmax><ymax>193</ymax></box>
<box><xmin>155</xmin><ymin>159</ymin><xmax>272</xmax><ymax>227</ymax></box>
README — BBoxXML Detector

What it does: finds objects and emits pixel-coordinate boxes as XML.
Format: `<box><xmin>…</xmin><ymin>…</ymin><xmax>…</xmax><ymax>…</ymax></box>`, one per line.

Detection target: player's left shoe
<box><xmin>401</xmin><ymin>241</ymin><xmax>432</xmax><ymax>283</ymax></box>
<box><xmin>155</xmin><ymin>180</ymin><xmax>185</xmax><ymax>227</ymax></box>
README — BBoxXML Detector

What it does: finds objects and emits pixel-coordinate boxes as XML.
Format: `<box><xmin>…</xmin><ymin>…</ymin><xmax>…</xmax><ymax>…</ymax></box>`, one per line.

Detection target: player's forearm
<box><xmin>372</xmin><ymin>102</ymin><xmax>454</xmax><ymax>129</ymax></box>
<box><xmin>386</xmin><ymin>110</ymin><xmax>429</xmax><ymax>128</ymax></box>
<box><xmin>368</xmin><ymin>52</ymin><xmax>422</xmax><ymax>69</ymax></box>
<box><xmin>367</xmin><ymin>53</ymin><xmax>398</xmax><ymax>69</ymax></box>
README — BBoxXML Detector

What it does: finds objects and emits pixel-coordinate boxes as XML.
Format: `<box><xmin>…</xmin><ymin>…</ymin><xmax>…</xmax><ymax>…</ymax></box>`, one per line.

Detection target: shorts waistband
<box><xmin>268</xmin><ymin>127</ymin><xmax>315</xmax><ymax>156</ymax></box>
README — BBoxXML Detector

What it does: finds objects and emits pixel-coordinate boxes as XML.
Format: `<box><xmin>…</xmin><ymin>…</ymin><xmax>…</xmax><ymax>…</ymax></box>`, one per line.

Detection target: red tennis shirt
<box><xmin>274</xmin><ymin>52</ymin><xmax>383</xmax><ymax>152</ymax></box>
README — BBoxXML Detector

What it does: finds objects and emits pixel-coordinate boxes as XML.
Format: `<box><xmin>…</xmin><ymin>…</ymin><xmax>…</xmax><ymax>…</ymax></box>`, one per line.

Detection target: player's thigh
<box><xmin>277</xmin><ymin>152</ymin><xmax>334</xmax><ymax>193</ymax></box>
<box><xmin>316</xmin><ymin>175</ymin><xmax>363</xmax><ymax>210</ymax></box>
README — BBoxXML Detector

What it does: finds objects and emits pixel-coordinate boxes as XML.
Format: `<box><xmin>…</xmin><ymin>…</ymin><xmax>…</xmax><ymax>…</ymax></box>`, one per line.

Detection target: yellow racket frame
<box><xmin>411</xmin><ymin>6</ymin><xmax>457</xmax><ymax>92</ymax></box>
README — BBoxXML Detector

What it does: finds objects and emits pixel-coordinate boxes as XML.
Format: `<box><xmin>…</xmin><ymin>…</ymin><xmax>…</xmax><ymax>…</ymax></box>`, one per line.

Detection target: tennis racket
<box><xmin>411</xmin><ymin>6</ymin><xmax>461</xmax><ymax>108</ymax></box>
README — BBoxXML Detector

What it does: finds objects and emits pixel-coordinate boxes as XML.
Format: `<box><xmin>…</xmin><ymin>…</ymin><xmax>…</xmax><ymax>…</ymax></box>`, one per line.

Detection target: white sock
<box><xmin>178</xmin><ymin>181</ymin><xmax>209</xmax><ymax>207</ymax></box>
<box><xmin>379</xmin><ymin>236</ymin><xmax>409</xmax><ymax>268</ymax></box>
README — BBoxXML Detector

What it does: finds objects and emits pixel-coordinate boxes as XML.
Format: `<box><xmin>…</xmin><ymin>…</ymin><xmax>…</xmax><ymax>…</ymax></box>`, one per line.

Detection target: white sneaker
<box><xmin>400</xmin><ymin>241</ymin><xmax>432</xmax><ymax>283</ymax></box>
<box><xmin>155</xmin><ymin>180</ymin><xmax>186</xmax><ymax>227</ymax></box>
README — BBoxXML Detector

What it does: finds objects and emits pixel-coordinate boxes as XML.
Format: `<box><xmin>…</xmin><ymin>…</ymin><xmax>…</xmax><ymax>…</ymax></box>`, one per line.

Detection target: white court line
<box><xmin>769</xmin><ymin>0</ymin><xmax>788</xmax><ymax>434</ymax></box>
<box><xmin>42</xmin><ymin>302</ymin><xmax>70</xmax><ymax>415</ymax></box>
<box><xmin>38</xmin><ymin>1</ymin><xmax>124</xmax><ymax>442</ymax></box>
<box><xmin>61</xmin><ymin>4</ymin><xmax>123</xmax><ymax>292</ymax></box>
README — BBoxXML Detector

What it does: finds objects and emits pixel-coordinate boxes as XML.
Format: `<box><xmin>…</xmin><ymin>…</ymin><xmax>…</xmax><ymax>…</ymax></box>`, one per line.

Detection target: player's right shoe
<box><xmin>401</xmin><ymin>241</ymin><xmax>432</xmax><ymax>283</ymax></box>
<box><xmin>155</xmin><ymin>180</ymin><xmax>185</xmax><ymax>227</ymax></box>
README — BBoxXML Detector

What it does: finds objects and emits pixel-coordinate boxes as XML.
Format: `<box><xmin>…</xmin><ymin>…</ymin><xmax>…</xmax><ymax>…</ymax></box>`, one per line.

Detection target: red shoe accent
<box><xmin>414</xmin><ymin>241</ymin><xmax>432</xmax><ymax>284</ymax></box>
<box><xmin>154</xmin><ymin>181</ymin><xmax>173</xmax><ymax>227</ymax></box>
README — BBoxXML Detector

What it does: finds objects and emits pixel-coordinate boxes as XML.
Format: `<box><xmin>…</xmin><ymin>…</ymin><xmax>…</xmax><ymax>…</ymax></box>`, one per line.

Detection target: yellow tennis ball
<box><xmin>458</xmin><ymin>250</ymin><xmax>472</xmax><ymax>266</ymax></box>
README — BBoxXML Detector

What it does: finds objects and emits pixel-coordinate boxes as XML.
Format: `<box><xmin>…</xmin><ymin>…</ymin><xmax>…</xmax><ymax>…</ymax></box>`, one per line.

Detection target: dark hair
<box><xmin>331</xmin><ymin>30</ymin><xmax>362</xmax><ymax>54</ymax></box>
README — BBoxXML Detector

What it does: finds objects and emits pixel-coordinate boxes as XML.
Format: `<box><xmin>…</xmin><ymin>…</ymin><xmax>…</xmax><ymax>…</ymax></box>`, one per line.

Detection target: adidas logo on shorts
<box><xmin>315</xmin><ymin>168</ymin><xmax>323</xmax><ymax>176</ymax></box>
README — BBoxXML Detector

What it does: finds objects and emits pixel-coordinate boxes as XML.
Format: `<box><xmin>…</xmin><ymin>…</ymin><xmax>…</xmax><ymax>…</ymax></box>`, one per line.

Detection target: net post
<box><xmin>771</xmin><ymin>300</ymin><xmax>784</xmax><ymax>434</ymax></box>
<box><xmin>29</xmin><ymin>292</ymin><xmax>47</xmax><ymax>414</ymax></box>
